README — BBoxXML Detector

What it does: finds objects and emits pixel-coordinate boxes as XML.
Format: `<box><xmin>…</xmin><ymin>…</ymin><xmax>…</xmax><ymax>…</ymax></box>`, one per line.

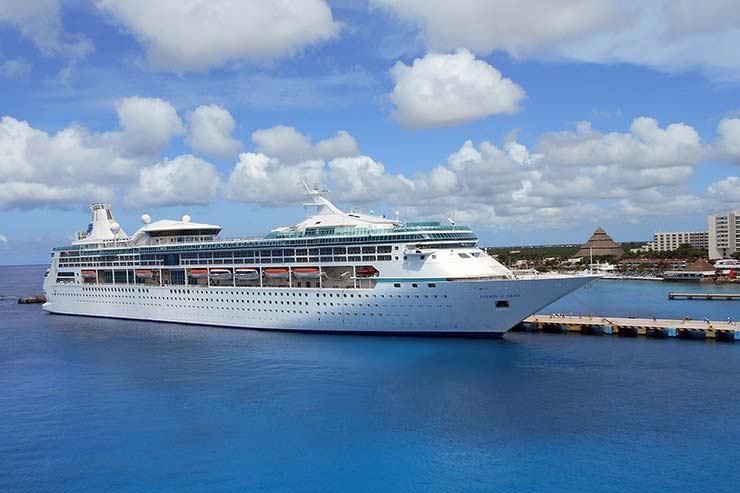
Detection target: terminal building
<box><xmin>709</xmin><ymin>210</ymin><xmax>740</xmax><ymax>260</ymax></box>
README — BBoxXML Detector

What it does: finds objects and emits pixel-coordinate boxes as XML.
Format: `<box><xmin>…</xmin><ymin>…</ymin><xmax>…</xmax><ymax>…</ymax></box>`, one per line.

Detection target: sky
<box><xmin>1</xmin><ymin>0</ymin><xmax>740</xmax><ymax>264</ymax></box>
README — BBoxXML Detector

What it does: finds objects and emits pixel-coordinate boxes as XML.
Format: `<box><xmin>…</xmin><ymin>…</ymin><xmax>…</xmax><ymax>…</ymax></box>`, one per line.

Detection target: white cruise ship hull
<box><xmin>42</xmin><ymin>275</ymin><xmax>594</xmax><ymax>336</ymax></box>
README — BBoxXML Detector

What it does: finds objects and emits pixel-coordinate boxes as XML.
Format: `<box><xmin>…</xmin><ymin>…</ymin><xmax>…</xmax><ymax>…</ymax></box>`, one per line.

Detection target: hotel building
<box><xmin>708</xmin><ymin>210</ymin><xmax>740</xmax><ymax>260</ymax></box>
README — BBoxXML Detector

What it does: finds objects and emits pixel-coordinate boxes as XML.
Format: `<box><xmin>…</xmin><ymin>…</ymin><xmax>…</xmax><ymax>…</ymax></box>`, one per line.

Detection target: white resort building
<box><xmin>709</xmin><ymin>210</ymin><xmax>740</xmax><ymax>260</ymax></box>
<box><xmin>641</xmin><ymin>231</ymin><xmax>709</xmax><ymax>253</ymax></box>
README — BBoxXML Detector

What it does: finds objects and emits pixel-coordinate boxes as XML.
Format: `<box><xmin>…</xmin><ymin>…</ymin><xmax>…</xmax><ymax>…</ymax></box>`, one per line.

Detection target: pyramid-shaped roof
<box><xmin>682</xmin><ymin>259</ymin><xmax>715</xmax><ymax>272</ymax></box>
<box><xmin>575</xmin><ymin>227</ymin><xmax>625</xmax><ymax>258</ymax></box>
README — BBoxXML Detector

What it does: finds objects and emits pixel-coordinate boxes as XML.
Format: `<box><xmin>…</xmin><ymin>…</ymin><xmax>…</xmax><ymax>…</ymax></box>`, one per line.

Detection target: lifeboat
<box><xmin>234</xmin><ymin>268</ymin><xmax>259</xmax><ymax>281</ymax></box>
<box><xmin>189</xmin><ymin>269</ymin><xmax>209</xmax><ymax>278</ymax></box>
<box><xmin>356</xmin><ymin>266</ymin><xmax>378</xmax><ymax>277</ymax></box>
<box><xmin>292</xmin><ymin>267</ymin><xmax>320</xmax><ymax>279</ymax></box>
<box><xmin>134</xmin><ymin>269</ymin><xmax>153</xmax><ymax>279</ymax></box>
<box><xmin>81</xmin><ymin>270</ymin><xmax>97</xmax><ymax>279</ymax></box>
<box><xmin>264</xmin><ymin>267</ymin><xmax>289</xmax><ymax>279</ymax></box>
<box><xmin>209</xmin><ymin>268</ymin><xmax>233</xmax><ymax>281</ymax></box>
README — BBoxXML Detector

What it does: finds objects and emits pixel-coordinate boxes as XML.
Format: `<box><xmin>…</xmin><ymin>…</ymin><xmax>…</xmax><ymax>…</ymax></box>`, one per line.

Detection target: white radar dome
<box><xmin>110</xmin><ymin>222</ymin><xmax>121</xmax><ymax>234</ymax></box>
<box><xmin>182</xmin><ymin>214</ymin><xmax>191</xmax><ymax>223</ymax></box>
<box><xmin>141</xmin><ymin>214</ymin><xmax>151</xmax><ymax>224</ymax></box>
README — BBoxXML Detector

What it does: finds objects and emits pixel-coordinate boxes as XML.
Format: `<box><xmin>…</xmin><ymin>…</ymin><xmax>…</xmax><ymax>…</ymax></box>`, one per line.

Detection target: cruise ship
<box><xmin>42</xmin><ymin>187</ymin><xmax>596</xmax><ymax>336</ymax></box>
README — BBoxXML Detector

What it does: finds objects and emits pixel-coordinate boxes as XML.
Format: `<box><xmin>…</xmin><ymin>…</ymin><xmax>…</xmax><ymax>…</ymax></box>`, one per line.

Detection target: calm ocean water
<box><xmin>2</xmin><ymin>265</ymin><xmax>740</xmax><ymax>492</ymax></box>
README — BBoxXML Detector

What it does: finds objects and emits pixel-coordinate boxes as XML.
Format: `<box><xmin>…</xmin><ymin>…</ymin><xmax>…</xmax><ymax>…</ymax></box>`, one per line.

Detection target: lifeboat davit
<box><xmin>209</xmin><ymin>268</ymin><xmax>233</xmax><ymax>281</ymax></box>
<box><xmin>356</xmin><ymin>266</ymin><xmax>378</xmax><ymax>277</ymax></box>
<box><xmin>134</xmin><ymin>269</ymin><xmax>153</xmax><ymax>279</ymax></box>
<box><xmin>235</xmin><ymin>268</ymin><xmax>259</xmax><ymax>281</ymax></box>
<box><xmin>81</xmin><ymin>270</ymin><xmax>97</xmax><ymax>279</ymax></box>
<box><xmin>264</xmin><ymin>267</ymin><xmax>289</xmax><ymax>279</ymax></box>
<box><xmin>292</xmin><ymin>267</ymin><xmax>320</xmax><ymax>279</ymax></box>
<box><xmin>189</xmin><ymin>269</ymin><xmax>209</xmax><ymax>278</ymax></box>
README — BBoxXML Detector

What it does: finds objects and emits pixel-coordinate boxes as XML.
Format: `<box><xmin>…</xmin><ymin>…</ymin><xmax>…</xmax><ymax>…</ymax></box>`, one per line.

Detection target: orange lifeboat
<box><xmin>293</xmin><ymin>267</ymin><xmax>320</xmax><ymax>279</ymax></box>
<box><xmin>264</xmin><ymin>267</ymin><xmax>290</xmax><ymax>279</ymax></box>
<box><xmin>134</xmin><ymin>269</ymin><xmax>153</xmax><ymax>279</ymax></box>
<box><xmin>356</xmin><ymin>266</ymin><xmax>378</xmax><ymax>277</ymax></box>
<box><xmin>81</xmin><ymin>270</ymin><xmax>97</xmax><ymax>279</ymax></box>
<box><xmin>189</xmin><ymin>268</ymin><xmax>209</xmax><ymax>278</ymax></box>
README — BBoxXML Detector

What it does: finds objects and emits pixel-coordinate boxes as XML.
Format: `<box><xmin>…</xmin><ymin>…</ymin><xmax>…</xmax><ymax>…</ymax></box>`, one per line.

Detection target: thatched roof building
<box><xmin>575</xmin><ymin>227</ymin><xmax>625</xmax><ymax>258</ymax></box>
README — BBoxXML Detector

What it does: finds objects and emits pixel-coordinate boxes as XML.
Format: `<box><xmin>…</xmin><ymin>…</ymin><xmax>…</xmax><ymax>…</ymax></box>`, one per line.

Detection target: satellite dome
<box><xmin>182</xmin><ymin>214</ymin><xmax>191</xmax><ymax>223</ymax></box>
<box><xmin>141</xmin><ymin>214</ymin><xmax>151</xmax><ymax>224</ymax></box>
<box><xmin>110</xmin><ymin>222</ymin><xmax>121</xmax><ymax>234</ymax></box>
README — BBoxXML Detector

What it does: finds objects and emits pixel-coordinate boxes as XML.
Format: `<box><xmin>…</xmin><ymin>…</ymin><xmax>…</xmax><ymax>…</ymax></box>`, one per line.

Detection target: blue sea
<box><xmin>2</xmin><ymin>265</ymin><xmax>740</xmax><ymax>492</ymax></box>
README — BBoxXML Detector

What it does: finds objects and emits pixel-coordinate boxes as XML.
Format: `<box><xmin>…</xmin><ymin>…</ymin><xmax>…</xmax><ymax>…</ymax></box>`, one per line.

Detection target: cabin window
<box><xmin>393</xmin><ymin>283</ymin><xmax>401</xmax><ymax>288</ymax></box>
<box><xmin>458</xmin><ymin>253</ymin><xmax>471</xmax><ymax>258</ymax></box>
<box><xmin>496</xmin><ymin>300</ymin><xmax>509</xmax><ymax>309</ymax></box>
<box><xmin>428</xmin><ymin>283</ymin><xmax>436</xmax><ymax>288</ymax></box>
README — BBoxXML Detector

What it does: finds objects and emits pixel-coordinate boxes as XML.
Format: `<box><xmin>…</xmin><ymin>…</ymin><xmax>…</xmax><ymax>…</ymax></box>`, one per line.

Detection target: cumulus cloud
<box><xmin>97</xmin><ymin>0</ymin><xmax>340</xmax><ymax>72</ymax></box>
<box><xmin>0</xmin><ymin>58</ymin><xmax>32</xmax><ymax>78</ymax></box>
<box><xmin>252</xmin><ymin>125</ymin><xmax>358</xmax><ymax>163</ymax></box>
<box><xmin>185</xmin><ymin>104</ymin><xmax>242</xmax><ymax>159</ymax></box>
<box><xmin>708</xmin><ymin>176</ymin><xmax>740</xmax><ymax>205</ymax></box>
<box><xmin>713</xmin><ymin>118</ymin><xmax>740</xmax><ymax>164</ymax></box>
<box><xmin>0</xmin><ymin>233</ymin><xmax>8</xmax><ymax>244</ymax></box>
<box><xmin>537</xmin><ymin>117</ymin><xmax>706</xmax><ymax>168</ymax></box>
<box><xmin>389</xmin><ymin>49</ymin><xmax>526</xmax><ymax>128</ymax></box>
<box><xmin>0</xmin><ymin>182</ymin><xmax>115</xmax><ymax>210</ymax></box>
<box><xmin>125</xmin><ymin>154</ymin><xmax>221</xmax><ymax>207</ymax></box>
<box><xmin>0</xmin><ymin>0</ymin><xmax>93</xmax><ymax>59</ymax></box>
<box><xmin>0</xmin><ymin>96</ymin><xmax>186</xmax><ymax>209</ymax></box>
<box><xmin>374</xmin><ymin>0</ymin><xmax>740</xmax><ymax>79</ymax></box>
<box><xmin>224</xmin><ymin>152</ymin><xmax>325</xmax><ymax>207</ymax></box>
<box><xmin>374</xmin><ymin>0</ymin><xmax>624</xmax><ymax>57</ymax></box>
<box><xmin>115</xmin><ymin>96</ymin><xmax>185</xmax><ymax>156</ymax></box>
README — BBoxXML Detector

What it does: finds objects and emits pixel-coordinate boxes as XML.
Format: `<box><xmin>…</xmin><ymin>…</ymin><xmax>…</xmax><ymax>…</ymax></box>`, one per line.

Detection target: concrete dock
<box><xmin>520</xmin><ymin>314</ymin><xmax>740</xmax><ymax>341</ymax></box>
<box><xmin>668</xmin><ymin>292</ymin><xmax>740</xmax><ymax>301</ymax></box>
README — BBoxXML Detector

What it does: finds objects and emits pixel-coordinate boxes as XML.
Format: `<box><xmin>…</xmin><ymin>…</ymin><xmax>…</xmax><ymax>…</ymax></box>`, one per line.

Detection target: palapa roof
<box><xmin>575</xmin><ymin>227</ymin><xmax>625</xmax><ymax>258</ymax></box>
<box><xmin>682</xmin><ymin>259</ymin><xmax>715</xmax><ymax>272</ymax></box>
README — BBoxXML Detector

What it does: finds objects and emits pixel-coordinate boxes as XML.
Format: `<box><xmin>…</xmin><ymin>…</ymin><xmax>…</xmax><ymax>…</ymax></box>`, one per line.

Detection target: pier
<box><xmin>520</xmin><ymin>314</ymin><xmax>740</xmax><ymax>341</ymax></box>
<box><xmin>668</xmin><ymin>292</ymin><xmax>740</xmax><ymax>301</ymax></box>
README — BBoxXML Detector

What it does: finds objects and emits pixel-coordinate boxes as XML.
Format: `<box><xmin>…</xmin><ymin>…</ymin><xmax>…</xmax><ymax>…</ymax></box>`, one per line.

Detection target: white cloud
<box><xmin>115</xmin><ymin>96</ymin><xmax>185</xmax><ymax>156</ymax></box>
<box><xmin>389</xmin><ymin>49</ymin><xmax>526</xmax><ymax>128</ymax></box>
<box><xmin>713</xmin><ymin>118</ymin><xmax>740</xmax><ymax>164</ymax></box>
<box><xmin>0</xmin><ymin>96</ymin><xmax>187</xmax><ymax>209</ymax></box>
<box><xmin>252</xmin><ymin>125</ymin><xmax>358</xmax><ymax>163</ymax></box>
<box><xmin>708</xmin><ymin>176</ymin><xmax>740</xmax><ymax>205</ymax></box>
<box><xmin>373</xmin><ymin>0</ymin><xmax>624</xmax><ymax>57</ymax></box>
<box><xmin>0</xmin><ymin>182</ymin><xmax>115</xmax><ymax>210</ymax></box>
<box><xmin>185</xmin><ymin>104</ymin><xmax>242</xmax><ymax>159</ymax></box>
<box><xmin>0</xmin><ymin>58</ymin><xmax>32</xmax><ymax>78</ymax></box>
<box><xmin>537</xmin><ymin>117</ymin><xmax>706</xmax><ymax>168</ymax></box>
<box><xmin>0</xmin><ymin>233</ymin><xmax>8</xmax><ymax>243</ymax></box>
<box><xmin>374</xmin><ymin>0</ymin><xmax>740</xmax><ymax>79</ymax></box>
<box><xmin>125</xmin><ymin>154</ymin><xmax>221</xmax><ymax>207</ymax></box>
<box><xmin>0</xmin><ymin>0</ymin><xmax>93</xmax><ymax>59</ymax></box>
<box><xmin>224</xmin><ymin>152</ymin><xmax>325</xmax><ymax>207</ymax></box>
<box><xmin>97</xmin><ymin>0</ymin><xmax>340</xmax><ymax>72</ymax></box>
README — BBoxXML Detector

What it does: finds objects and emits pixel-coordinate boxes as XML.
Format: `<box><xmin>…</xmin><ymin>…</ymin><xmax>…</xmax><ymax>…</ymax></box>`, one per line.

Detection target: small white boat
<box><xmin>714</xmin><ymin>259</ymin><xmax>740</xmax><ymax>273</ymax></box>
<box><xmin>209</xmin><ymin>268</ymin><xmax>233</xmax><ymax>281</ymax></box>
<box><xmin>235</xmin><ymin>268</ymin><xmax>259</xmax><ymax>281</ymax></box>
<box><xmin>292</xmin><ymin>267</ymin><xmax>320</xmax><ymax>279</ymax></box>
<box><xmin>264</xmin><ymin>268</ymin><xmax>289</xmax><ymax>279</ymax></box>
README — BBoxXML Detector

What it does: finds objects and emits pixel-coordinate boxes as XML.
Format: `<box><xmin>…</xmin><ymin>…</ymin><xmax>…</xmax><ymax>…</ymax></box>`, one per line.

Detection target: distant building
<box><xmin>641</xmin><ymin>231</ymin><xmax>708</xmax><ymax>252</ymax></box>
<box><xmin>575</xmin><ymin>227</ymin><xmax>624</xmax><ymax>258</ymax></box>
<box><xmin>618</xmin><ymin>259</ymin><xmax>688</xmax><ymax>271</ymax></box>
<box><xmin>708</xmin><ymin>210</ymin><xmax>740</xmax><ymax>259</ymax></box>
